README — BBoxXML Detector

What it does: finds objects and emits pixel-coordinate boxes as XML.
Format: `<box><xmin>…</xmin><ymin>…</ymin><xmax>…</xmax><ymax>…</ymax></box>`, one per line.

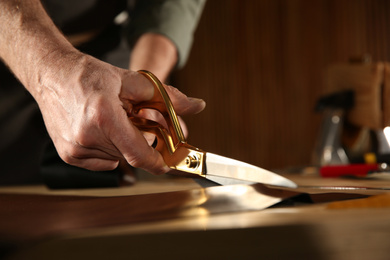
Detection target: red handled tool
<box><xmin>320</xmin><ymin>163</ymin><xmax>389</xmax><ymax>178</ymax></box>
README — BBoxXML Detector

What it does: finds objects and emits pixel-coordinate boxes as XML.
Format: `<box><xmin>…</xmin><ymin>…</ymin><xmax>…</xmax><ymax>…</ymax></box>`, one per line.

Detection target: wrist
<box><xmin>28</xmin><ymin>47</ymin><xmax>82</xmax><ymax>100</ymax></box>
<box><xmin>15</xmin><ymin>26</ymin><xmax>79</xmax><ymax>97</ymax></box>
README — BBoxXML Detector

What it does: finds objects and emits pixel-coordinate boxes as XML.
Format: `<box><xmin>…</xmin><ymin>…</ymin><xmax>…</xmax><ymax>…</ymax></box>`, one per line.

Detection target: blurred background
<box><xmin>171</xmin><ymin>0</ymin><xmax>390</xmax><ymax>171</ymax></box>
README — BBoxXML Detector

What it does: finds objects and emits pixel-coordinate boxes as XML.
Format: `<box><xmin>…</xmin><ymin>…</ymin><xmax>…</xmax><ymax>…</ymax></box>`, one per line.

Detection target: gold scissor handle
<box><xmin>130</xmin><ymin>70</ymin><xmax>205</xmax><ymax>176</ymax></box>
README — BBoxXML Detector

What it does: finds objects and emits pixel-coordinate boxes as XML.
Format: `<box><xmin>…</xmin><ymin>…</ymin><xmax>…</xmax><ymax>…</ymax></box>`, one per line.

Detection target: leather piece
<box><xmin>0</xmin><ymin>182</ymin><xmax>378</xmax><ymax>249</ymax></box>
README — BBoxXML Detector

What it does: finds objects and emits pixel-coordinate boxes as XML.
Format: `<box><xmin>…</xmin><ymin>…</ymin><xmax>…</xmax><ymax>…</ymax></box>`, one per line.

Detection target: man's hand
<box><xmin>36</xmin><ymin>54</ymin><xmax>205</xmax><ymax>174</ymax></box>
<box><xmin>0</xmin><ymin>0</ymin><xmax>205</xmax><ymax>175</ymax></box>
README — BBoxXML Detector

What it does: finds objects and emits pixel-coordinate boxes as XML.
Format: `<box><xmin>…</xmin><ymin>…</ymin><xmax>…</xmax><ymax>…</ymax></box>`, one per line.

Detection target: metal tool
<box><xmin>312</xmin><ymin>90</ymin><xmax>354</xmax><ymax>166</ymax></box>
<box><xmin>131</xmin><ymin>70</ymin><xmax>297</xmax><ymax>188</ymax></box>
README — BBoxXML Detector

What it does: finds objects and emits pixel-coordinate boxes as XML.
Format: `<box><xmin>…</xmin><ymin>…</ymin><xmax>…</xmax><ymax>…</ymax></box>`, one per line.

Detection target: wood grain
<box><xmin>172</xmin><ymin>0</ymin><xmax>390</xmax><ymax>169</ymax></box>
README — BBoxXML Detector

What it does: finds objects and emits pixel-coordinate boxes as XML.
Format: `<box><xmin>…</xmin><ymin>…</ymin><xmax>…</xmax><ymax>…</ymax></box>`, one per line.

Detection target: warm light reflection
<box><xmin>383</xmin><ymin>127</ymin><xmax>390</xmax><ymax>145</ymax></box>
<box><xmin>188</xmin><ymin>188</ymin><xmax>208</xmax><ymax>206</ymax></box>
<box><xmin>219</xmin><ymin>185</ymin><xmax>249</xmax><ymax>196</ymax></box>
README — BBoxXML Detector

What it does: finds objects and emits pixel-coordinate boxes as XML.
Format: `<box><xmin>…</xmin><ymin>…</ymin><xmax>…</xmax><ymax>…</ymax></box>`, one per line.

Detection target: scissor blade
<box><xmin>205</xmin><ymin>152</ymin><xmax>297</xmax><ymax>188</ymax></box>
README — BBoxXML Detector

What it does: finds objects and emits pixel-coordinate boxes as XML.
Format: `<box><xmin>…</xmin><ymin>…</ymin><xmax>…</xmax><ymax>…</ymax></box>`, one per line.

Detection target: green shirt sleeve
<box><xmin>127</xmin><ymin>0</ymin><xmax>206</xmax><ymax>69</ymax></box>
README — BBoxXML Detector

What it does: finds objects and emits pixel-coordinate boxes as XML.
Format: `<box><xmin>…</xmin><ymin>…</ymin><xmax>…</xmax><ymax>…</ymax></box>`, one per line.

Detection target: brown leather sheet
<box><xmin>0</xmin><ymin>183</ymin><xmax>374</xmax><ymax>249</ymax></box>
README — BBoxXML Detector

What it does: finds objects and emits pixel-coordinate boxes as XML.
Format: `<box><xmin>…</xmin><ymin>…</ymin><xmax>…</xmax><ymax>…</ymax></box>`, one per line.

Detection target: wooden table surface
<box><xmin>2</xmin><ymin>171</ymin><xmax>390</xmax><ymax>260</ymax></box>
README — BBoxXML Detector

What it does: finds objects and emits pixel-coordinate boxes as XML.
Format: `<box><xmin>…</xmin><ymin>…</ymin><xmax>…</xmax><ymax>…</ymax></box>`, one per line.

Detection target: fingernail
<box><xmin>188</xmin><ymin>97</ymin><xmax>205</xmax><ymax>103</ymax></box>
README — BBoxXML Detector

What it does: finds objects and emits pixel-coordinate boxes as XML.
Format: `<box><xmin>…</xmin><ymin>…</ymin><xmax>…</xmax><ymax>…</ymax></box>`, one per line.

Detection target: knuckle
<box><xmin>72</xmin><ymin>99</ymin><xmax>114</xmax><ymax>148</ymax></box>
<box><xmin>126</xmin><ymin>150</ymin><xmax>166</xmax><ymax>175</ymax></box>
<box><xmin>72</xmin><ymin>120</ymin><xmax>102</xmax><ymax>148</ymax></box>
<box><xmin>73</xmin><ymin>129</ymin><xmax>95</xmax><ymax>148</ymax></box>
<box><xmin>126</xmin><ymin>155</ymin><xmax>144</xmax><ymax>169</ymax></box>
<box><xmin>59</xmin><ymin>152</ymin><xmax>77</xmax><ymax>166</ymax></box>
<box><xmin>61</xmin><ymin>143</ymin><xmax>84</xmax><ymax>163</ymax></box>
<box><xmin>84</xmin><ymin>161</ymin><xmax>118</xmax><ymax>172</ymax></box>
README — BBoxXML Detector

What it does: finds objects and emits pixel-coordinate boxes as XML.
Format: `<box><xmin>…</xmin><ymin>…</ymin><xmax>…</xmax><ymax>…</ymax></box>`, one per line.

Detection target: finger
<box><xmin>119</xmin><ymin>124</ymin><xmax>170</xmax><ymax>174</ymax></box>
<box><xmin>143</xmin><ymin>132</ymin><xmax>157</xmax><ymax>146</ymax></box>
<box><xmin>111</xmin><ymin>109</ymin><xmax>170</xmax><ymax>175</ymax></box>
<box><xmin>59</xmin><ymin>146</ymin><xmax>120</xmax><ymax>171</ymax></box>
<box><xmin>135</xmin><ymin>108</ymin><xmax>167</xmax><ymax>129</ymax></box>
<box><xmin>71</xmin><ymin>145</ymin><xmax>123</xmax><ymax>161</ymax></box>
<box><xmin>71</xmin><ymin>126</ymin><xmax>125</xmax><ymax>159</ymax></box>
<box><xmin>178</xmin><ymin>116</ymin><xmax>189</xmax><ymax>138</ymax></box>
<box><xmin>66</xmin><ymin>157</ymin><xmax>119</xmax><ymax>172</ymax></box>
<box><xmin>136</xmin><ymin>109</ymin><xmax>188</xmax><ymax>139</ymax></box>
<box><xmin>164</xmin><ymin>85</ymin><xmax>206</xmax><ymax>115</ymax></box>
<box><xmin>120</xmin><ymin>71</ymin><xmax>155</xmax><ymax>103</ymax></box>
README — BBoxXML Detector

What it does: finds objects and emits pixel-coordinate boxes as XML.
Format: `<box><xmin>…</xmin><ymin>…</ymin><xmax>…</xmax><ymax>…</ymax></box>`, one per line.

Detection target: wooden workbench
<box><xmin>1</xmin><ymin>171</ymin><xmax>390</xmax><ymax>260</ymax></box>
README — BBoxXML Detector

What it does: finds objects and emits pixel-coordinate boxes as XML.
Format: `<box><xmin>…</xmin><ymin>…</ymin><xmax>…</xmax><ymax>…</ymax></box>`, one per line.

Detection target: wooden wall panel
<box><xmin>172</xmin><ymin>0</ymin><xmax>390</xmax><ymax>170</ymax></box>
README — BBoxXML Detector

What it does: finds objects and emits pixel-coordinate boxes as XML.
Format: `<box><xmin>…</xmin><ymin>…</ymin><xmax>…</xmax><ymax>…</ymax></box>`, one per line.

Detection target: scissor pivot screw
<box><xmin>185</xmin><ymin>155</ymin><xmax>199</xmax><ymax>169</ymax></box>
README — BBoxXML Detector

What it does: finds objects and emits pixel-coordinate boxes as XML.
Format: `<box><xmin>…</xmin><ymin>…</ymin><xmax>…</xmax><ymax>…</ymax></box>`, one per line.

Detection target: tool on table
<box><xmin>131</xmin><ymin>70</ymin><xmax>296</xmax><ymax>188</ymax></box>
<box><xmin>320</xmin><ymin>163</ymin><xmax>390</xmax><ymax>178</ymax></box>
<box><xmin>312</xmin><ymin>90</ymin><xmax>354</xmax><ymax>166</ymax></box>
<box><xmin>313</xmin><ymin>60</ymin><xmax>390</xmax><ymax>169</ymax></box>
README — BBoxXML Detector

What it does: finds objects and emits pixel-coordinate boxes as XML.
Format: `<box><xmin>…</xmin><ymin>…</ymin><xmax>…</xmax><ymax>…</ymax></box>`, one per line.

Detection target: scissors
<box><xmin>130</xmin><ymin>70</ymin><xmax>297</xmax><ymax>188</ymax></box>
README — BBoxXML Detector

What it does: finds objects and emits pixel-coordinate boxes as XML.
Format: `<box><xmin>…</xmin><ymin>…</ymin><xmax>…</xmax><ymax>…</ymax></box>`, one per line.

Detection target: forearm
<box><xmin>129</xmin><ymin>33</ymin><xmax>177</xmax><ymax>83</ymax></box>
<box><xmin>0</xmin><ymin>0</ymin><xmax>78</xmax><ymax>97</ymax></box>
